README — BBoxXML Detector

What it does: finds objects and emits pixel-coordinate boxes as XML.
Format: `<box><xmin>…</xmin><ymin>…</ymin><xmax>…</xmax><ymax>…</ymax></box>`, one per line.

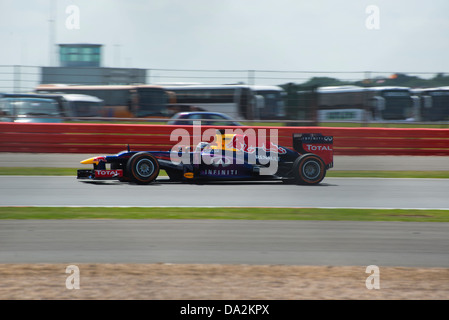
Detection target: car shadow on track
<box><xmin>80</xmin><ymin>179</ymin><xmax>337</xmax><ymax>187</ymax></box>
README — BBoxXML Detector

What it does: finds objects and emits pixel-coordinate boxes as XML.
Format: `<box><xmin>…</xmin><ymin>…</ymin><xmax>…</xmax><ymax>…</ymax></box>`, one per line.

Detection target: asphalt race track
<box><xmin>0</xmin><ymin>176</ymin><xmax>449</xmax><ymax>209</ymax></box>
<box><xmin>1</xmin><ymin>219</ymin><xmax>448</xmax><ymax>267</ymax></box>
<box><xmin>1</xmin><ymin>176</ymin><xmax>448</xmax><ymax>267</ymax></box>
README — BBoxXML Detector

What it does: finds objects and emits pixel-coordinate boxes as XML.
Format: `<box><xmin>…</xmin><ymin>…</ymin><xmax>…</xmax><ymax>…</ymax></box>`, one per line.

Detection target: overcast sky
<box><xmin>1</xmin><ymin>0</ymin><xmax>448</xmax><ymax>85</ymax></box>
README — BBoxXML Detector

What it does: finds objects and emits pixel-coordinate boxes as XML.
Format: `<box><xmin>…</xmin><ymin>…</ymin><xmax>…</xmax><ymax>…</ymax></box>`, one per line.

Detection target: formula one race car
<box><xmin>77</xmin><ymin>130</ymin><xmax>333</xmax><ymax>185</ymax></box>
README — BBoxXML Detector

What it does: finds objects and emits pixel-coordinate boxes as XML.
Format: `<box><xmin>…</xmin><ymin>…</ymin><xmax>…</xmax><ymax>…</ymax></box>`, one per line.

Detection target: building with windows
<box><xmin>40</xmin><ymin>43</ymin><xmax>146</xmax><ymax>86</ymax></box>
<box><xmin>59</xmin><ymin>43</ymin><xmax>102</xmax><ymax>68</ymax></box>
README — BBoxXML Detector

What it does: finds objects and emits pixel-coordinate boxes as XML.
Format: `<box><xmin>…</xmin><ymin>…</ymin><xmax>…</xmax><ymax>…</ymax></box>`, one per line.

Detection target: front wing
<box><xmin>77</xmin><ymin>169</ymin><xmax>124</xmax><ymax>180</ymax></box>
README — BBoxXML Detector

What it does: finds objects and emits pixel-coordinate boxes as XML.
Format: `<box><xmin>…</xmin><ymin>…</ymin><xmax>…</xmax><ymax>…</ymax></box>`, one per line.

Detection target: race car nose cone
<box><xmin>80</xmin><ymin>156</ymin><xmax>107</xmax><ymax>164</ymax></box>
<box><xmin>80</xmin><ymin>157</ymin><xmax>96</xmax><ymax>164</ymax></box>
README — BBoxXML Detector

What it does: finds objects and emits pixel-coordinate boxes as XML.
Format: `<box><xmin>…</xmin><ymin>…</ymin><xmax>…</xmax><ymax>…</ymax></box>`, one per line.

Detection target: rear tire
<box><xmin>293</xmin><ymin>154</ymin><xmax>326</xmax><ymax>185</ymax></box>
<box><xmin>126</xmin><ymin>152</ymin><xmax>160</xmax><ymax>184</ymax></box>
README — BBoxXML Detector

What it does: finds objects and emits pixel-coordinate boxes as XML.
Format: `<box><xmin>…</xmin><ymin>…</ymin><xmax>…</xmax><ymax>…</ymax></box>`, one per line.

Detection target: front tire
<box><xmin>293</xmin><ymin>154</ymin><xmax>326</xmax><ymax>185</ymax></box>
<box><xmin>126</xmin><ymin>152</ymin><xmax>160</xmax><ymax>184</ymax></box>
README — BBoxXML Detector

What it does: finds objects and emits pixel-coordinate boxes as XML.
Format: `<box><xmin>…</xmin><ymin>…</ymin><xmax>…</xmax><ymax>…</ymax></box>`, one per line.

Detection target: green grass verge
<box><xmin>0</xmin><ymin>167</ymin><xmax>78</xmax><ymax>176</ymax></box>
<box><xmin>1</xmin><ymin>206</ymin><xmax>449</xmax><ymax>222</ymax></box>
<box><xmin>1</xmin><ymin>167</ymin><xmax>449</xmax><ymax>179</ymax></box>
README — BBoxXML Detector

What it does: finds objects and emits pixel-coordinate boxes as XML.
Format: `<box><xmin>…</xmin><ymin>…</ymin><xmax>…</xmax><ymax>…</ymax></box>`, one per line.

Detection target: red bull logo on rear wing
<box><xmin>293</xmin><ymin>133</ymin><xmax>334</xmax><ymax>168</ymax></box>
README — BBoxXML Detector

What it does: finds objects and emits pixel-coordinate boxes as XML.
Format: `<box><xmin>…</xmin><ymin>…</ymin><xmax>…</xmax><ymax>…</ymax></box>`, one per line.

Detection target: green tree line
<box><xmin>280</xmin><ymin>73</ymin><xmax>449</xmax><ymax>91</ymax></box>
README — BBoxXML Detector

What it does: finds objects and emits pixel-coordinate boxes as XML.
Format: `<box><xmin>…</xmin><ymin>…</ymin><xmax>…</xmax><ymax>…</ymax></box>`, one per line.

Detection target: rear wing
<box><xmin>292</xmin><ymin>133</ymin><xmax>333</xmax><ymax>168</ymax></box>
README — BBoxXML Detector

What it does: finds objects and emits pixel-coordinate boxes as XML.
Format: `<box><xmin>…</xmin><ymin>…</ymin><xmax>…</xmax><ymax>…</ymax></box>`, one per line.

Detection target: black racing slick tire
<box><xmin>126</xmin><ymin>152</ymin><xmax>160</xmax><ymax>184</ymax></box>
<box><xmin>293</xmin><ymin>154</ymin><xmax>326</xmax><ymax>185</ymax></box>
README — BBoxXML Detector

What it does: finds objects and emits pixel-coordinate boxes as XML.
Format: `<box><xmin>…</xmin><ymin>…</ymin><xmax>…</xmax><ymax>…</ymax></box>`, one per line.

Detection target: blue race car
<box><xmin>77</xmin><ymin>130</ymin><xmax>333</xmax><ymax>185</ymax></box>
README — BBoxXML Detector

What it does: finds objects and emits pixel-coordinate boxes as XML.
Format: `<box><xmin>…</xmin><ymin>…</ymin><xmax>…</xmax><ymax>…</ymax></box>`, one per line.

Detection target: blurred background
<box><xmin>1</xmin><ymin>0</ymin><xmax>448</xmax><ymax>126</ymax></box>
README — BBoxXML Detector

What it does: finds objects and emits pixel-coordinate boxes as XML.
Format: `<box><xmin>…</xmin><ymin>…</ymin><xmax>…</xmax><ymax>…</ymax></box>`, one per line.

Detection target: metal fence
<box><xmin>1</xmin><ymin>65</ymin><xmax>448</xmax><ymax>126</ymax></box>
<box><xmin>0</xmin><ymin>65</ymin><xmax>41</xmax><ymax>93</ymax></box>
<box><xmin>1</xmin><ymin>65</ymin><xmax>443</xmax><ymax>93</ymax></box>
<box><xmin>145</xmin><ymin>69</ymin><xmax>372</xmax><ymax>86</ymax></box>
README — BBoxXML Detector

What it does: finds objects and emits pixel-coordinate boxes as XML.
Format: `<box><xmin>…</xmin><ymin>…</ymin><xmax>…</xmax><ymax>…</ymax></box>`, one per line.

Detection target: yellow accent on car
<box><xmin>210</xmin><ymin>133</ymin><xmax>238</xmax><ymax>152</ymax></box>
<box><xmin>80</xmin><ymin>157</ymin><xmax>99</xmax><ymax>165</ymax></box>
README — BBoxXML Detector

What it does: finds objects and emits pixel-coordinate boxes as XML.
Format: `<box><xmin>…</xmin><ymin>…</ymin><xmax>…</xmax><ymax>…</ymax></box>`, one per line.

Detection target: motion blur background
<box><xmin>1</xmin><ymin>0</ymin><xmax>449</xmax><ymax>124</ymax></box>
